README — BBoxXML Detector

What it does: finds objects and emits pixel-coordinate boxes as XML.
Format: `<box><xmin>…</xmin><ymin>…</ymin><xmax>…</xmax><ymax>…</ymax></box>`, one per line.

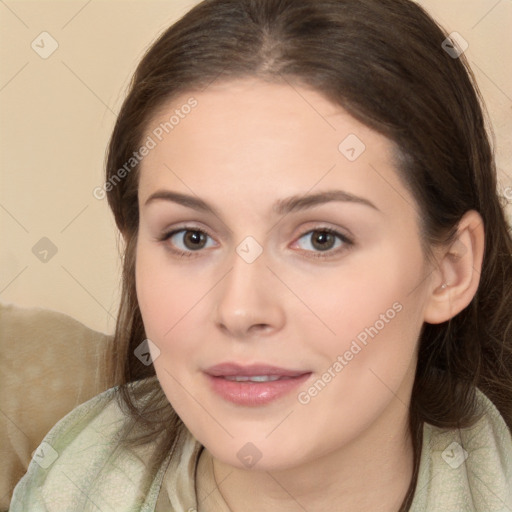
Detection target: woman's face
<box><xmin>135</xmin><ymin>78</ymin><xmax>434</xmax><ymax>470</ymax></box>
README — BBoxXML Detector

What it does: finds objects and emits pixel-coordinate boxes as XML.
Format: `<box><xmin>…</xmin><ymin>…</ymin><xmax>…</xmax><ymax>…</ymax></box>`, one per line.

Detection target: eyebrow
<box><xmin>143</xmin><ymin>189</ymin><xmax>381</xmax><ymax>216</ymax></box>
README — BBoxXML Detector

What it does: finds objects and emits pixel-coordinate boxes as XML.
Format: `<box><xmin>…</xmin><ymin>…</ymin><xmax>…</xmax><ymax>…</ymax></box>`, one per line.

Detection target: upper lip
<box><xmin>204</xmin><ymin>362</ymin><xmax>310</xmax><ymax>378</ymax></box>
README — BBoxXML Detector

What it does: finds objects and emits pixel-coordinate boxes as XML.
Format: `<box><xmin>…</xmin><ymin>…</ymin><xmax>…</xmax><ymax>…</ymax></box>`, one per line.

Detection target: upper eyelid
<box><xmin>162</xmin><ymin>222</ymin><xmax>350</xmax><ymax>237</ymax></box>
<box><xmin>163</xmin><ymin>224</ymin><xmax>353</xmax><ymax>247</ymax></box>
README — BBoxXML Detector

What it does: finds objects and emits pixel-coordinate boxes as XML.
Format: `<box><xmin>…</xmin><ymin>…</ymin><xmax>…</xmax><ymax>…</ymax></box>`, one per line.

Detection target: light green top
<box><xmin>10</xmin><ymin>380</ymin><xmax>512</xmax><ymax>511</ymax></box>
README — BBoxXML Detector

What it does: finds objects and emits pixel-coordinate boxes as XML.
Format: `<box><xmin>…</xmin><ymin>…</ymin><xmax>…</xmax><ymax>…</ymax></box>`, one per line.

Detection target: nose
<box><xmin>214</xmin><ymin>248</ymin><xmax>286</xmax><ymax>340</ymax></box>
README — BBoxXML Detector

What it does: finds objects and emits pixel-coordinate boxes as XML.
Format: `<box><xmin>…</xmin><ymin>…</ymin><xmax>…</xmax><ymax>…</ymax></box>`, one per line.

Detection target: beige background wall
<box><xmin>1</xmin><ymin>0</ymin><xmax>511</xmax><ymax>335</ymax></box>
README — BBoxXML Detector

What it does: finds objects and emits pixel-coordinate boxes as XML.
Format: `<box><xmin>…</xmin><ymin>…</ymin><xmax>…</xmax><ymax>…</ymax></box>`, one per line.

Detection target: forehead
<box><xmin>143</xmin><ymin>77</ymin><xmax>384</xmax><ymax>156</ymax></box>
<box><xmin>137</xmin><ymin>78</ymin><xmax>412</xmax><ymax>219</ymax></box>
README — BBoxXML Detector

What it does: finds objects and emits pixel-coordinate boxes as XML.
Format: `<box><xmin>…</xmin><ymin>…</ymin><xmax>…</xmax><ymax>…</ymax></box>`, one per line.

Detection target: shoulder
<box><xmin>10</xmin><ymin>379</ymin><xmax>170</xmax><ymax>512</ymax></box>
<box><xmin>411</xmin><ymin>388</ymin><xmax>512</xmax><ymax>511</ymax></box>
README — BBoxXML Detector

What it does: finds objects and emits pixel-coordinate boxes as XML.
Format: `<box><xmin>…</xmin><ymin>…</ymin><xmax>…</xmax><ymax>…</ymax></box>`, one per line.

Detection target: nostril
<box><xmin>251</xmin><ymin>324</ymin><xmax>270</xmax><ymax>333</ymax></box>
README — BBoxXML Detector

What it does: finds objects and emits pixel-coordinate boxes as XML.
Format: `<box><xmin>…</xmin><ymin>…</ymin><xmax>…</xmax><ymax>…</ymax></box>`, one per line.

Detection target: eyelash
<box><xmin>157</xmin><ymin>225</ymin><xmax>354</xmax><ymax>260</ymax></box>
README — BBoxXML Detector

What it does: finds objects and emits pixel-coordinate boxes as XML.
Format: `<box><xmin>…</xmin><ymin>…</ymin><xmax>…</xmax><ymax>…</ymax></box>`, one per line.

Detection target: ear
<box><xmin>423</xmin><ymin>210</ymin><xmax>485</xmax><ymax>324</ymax></box>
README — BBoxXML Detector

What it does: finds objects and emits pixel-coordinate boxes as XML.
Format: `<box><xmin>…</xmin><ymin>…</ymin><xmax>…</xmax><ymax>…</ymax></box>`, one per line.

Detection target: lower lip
<box><xmin>205</xmin><ymin>373</ymin><xmax>312</xmax><ymax>406</ymax></box>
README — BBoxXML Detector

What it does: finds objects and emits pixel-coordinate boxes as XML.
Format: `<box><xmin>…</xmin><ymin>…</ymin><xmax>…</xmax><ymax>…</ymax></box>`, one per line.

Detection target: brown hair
<box><xmin>103</xmin><ymin>0</ymin><xmax>512</xmax><ymax>508</ymax></box>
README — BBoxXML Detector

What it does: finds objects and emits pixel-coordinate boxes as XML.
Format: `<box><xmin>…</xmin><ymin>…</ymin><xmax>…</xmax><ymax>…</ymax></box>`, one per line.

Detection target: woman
<box><xmin>11</xmin><ymin>0</ymin><xmax>512</xmax><ymax>510</ymax></box>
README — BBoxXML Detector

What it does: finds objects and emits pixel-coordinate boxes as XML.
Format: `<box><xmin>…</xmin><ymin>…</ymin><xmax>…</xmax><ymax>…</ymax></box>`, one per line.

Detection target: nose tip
<box><xmin>218</xmin><ymin>314</ymin><xmax>271</xmax><ymax>339</ymax></box>
<box><xmin>215</xmin><ymin>259</ymin><xmax>285</xmax><ymax>339</ymax></box>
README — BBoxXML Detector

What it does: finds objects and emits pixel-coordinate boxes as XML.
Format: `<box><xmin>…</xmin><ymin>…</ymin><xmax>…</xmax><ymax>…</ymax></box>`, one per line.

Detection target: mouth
<box><xmin>204</xmin><ymin>362</ymin><xmax>312</xmax><ymax>406</ymax></box>
<box><xmin>221</xmin><ymin>375</ymin><xmax>296</xmax><ymax>382</ymax></box>
<box><xmin>204</xmin><ymin>362</ymin><xmax>310</xmax><ymax>378</ymax></box>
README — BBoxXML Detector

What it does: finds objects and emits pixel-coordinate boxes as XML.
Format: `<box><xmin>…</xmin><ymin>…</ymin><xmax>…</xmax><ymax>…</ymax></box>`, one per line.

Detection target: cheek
<box><xmin>135</xmin><ymin>245</ymin><xmax>168</xmax><ymax>336</ymax></box>
<box><xmin>135</xmin><ymin>244</ymin><xmax>204</xmax><ymax>416</ymax></box>
<box><xmin>318</xmin><ymin>255</ymin><xmax>421</xmax><ymax>345</ymax></box>
<box><xmin>135</xmin><ymin>241</ymin><xmax>201</xmax><ymax>346</ymax></box>
<box><xmin>314</xmin><ymin>243</ymin><xmax>426</xmax><ymax>385</ymax></box>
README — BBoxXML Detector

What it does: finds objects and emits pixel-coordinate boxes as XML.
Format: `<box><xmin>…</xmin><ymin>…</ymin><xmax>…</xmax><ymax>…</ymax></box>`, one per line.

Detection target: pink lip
<box><xmin>205</xmin><ymin>362</ymin><xmax>309</xmax><ymax>378</ymax></box>
<box><xmin>204</xmin><ymin>362</ymin><xmax>312</xmax><ymax>406</ymax></box>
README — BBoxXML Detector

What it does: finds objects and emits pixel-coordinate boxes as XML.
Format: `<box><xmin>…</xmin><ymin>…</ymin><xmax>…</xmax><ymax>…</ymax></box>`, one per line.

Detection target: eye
<box><xmin>293</xmin><ymin>227</ymin><xmax>353</xmax><ymax>259</ymax></box>
<box><xmin>158</xmin><ymin>227</ymin><xmax>216</xmax><ymax>258</ymax></box>
<box><xmin>157</xmin><ymin>225</ymin><xmax>353</xmax><ymax>260</ymax></box>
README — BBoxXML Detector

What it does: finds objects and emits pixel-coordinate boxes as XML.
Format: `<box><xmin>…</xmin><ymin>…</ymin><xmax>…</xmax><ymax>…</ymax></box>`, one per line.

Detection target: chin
<box><xmin>199</xmin><ymin>434</ymin><xmax>313</xmax><ymax>472</ymax></box>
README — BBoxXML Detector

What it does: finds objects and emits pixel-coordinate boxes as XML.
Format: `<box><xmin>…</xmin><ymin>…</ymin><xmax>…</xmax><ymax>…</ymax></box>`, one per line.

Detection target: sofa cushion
<box><xmin>0</xmin><ymin>302</ymin><xmax>111</xmax><ymax>510</ymax></box>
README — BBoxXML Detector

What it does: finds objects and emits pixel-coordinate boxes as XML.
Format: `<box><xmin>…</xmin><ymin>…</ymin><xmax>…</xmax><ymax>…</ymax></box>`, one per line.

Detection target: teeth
<box><xmin>224</xmin><ymin>375</ymin><xmax>283</xmax><ymax>382</ymax></box>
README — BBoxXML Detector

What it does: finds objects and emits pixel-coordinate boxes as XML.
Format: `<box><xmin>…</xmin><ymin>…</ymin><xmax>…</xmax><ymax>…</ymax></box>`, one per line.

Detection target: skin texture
<box><xmin>135</xmin><ymin>78</ymin><xmax>485</xmax><ymax>511</ymax></box>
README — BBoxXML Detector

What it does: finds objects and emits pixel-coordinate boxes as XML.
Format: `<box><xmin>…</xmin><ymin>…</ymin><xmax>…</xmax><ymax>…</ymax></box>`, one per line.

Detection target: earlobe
<box><xmin>423</xmin><ymin>210</ymin><xmax>485</xmax><ymax>325</ymax></box>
